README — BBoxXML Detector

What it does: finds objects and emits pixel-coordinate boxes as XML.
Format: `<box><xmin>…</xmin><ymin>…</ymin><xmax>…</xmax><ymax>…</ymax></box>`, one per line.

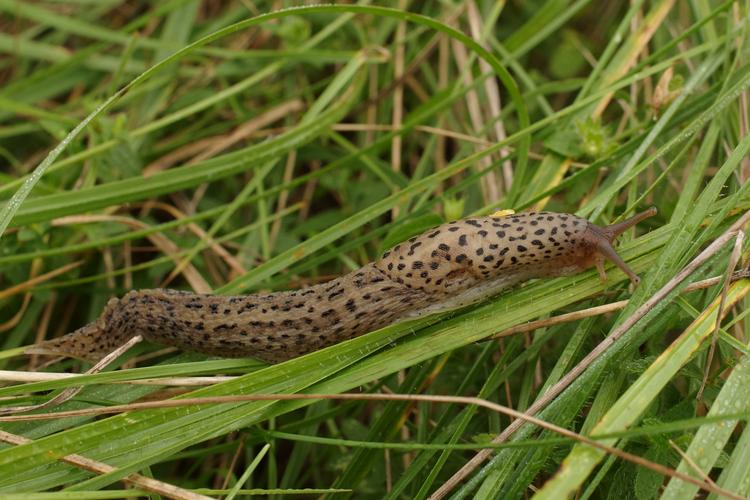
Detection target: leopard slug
<box><xmin>26</xmin><ymin>208</ymin><xmax>657</xmax><ymax>364</ymax></box>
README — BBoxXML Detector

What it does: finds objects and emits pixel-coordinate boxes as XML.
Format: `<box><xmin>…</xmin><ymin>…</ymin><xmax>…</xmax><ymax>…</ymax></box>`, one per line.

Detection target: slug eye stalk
<box><xmin>590</xmin><ymin>207</ymin><xmax>658</xmax><ymax>286</ymax></box>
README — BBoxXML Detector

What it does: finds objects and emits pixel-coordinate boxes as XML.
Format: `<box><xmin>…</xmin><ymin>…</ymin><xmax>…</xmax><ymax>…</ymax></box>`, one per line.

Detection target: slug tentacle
<box><xmin>26</xmin><ymin>208</ymin><xmax>657</xmax><ymax>364</ymax></box>
<box><xmin>586</xmin><ymin>207</ymin><xmax>658</xmax><ymax>285</ymax></box>
<box><xmin>599</xmin><ymin>207</ymin><xmax>658</xmax><ymax>240</ymax></box>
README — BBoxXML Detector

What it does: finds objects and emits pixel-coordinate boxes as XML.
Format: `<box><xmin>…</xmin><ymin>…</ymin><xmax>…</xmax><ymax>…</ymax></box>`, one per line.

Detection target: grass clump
<box><xmin>1</xmin><ymin>1</ymin><xmax>750</xmax><ymax>498</ymax></box>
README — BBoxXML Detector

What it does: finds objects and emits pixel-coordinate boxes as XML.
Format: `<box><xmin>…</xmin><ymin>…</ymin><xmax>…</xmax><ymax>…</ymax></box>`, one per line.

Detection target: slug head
<box><xmin>583</xmin><ymin>207</ymin><xmax>658</xmax><ymax>286</ymax></box>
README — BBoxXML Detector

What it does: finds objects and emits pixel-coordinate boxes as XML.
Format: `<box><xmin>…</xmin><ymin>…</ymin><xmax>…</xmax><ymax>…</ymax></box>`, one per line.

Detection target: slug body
<box><xmin>27</xmin><ymin>209</ymin><xmax>656</xmax><ymax>364</ymax></box>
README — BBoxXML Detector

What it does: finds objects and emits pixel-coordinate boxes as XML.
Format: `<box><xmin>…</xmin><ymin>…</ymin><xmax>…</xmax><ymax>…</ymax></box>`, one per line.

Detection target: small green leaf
<box><xmin>634</xmin><ymin>445</ymin><xmax>671</xmax><ymax>499</ymax></box>
<box><xmin>443</xmin><ymin>196</ymin><xmax>465</xmax><ymax>222</ymax></box>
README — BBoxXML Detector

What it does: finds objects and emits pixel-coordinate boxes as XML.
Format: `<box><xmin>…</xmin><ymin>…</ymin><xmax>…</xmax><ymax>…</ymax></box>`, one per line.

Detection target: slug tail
<box><xmin>25</xmin><ymin>322</ymin><xmax>113</xmax><ymax>362</ymax></box>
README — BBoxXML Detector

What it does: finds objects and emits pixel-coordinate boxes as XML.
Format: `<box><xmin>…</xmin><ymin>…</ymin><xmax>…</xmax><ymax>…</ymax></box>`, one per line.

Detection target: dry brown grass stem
<box><xmin>0</xmin><ymin>429</ymin><xmax>211</xmax><ymax>500</ymax></box>
<box><xmin>697</xmin><ymin>230</ymin><xmax>745</xmax><ymax>400</ymax></box>
<box><xmin>492</xmin><ymin>269</ymin><xmax>750</xmax><ymax>339</ymax></box>
<box><xmin>0</xmin><ymin>335</ymin><xmax>142</xmax><ymax>416</ymax></box>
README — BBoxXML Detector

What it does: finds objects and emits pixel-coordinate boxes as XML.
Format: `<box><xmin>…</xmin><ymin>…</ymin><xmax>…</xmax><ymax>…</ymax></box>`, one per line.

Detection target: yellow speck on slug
<box><xmin>490</xmin><ymin>209</ymin><xmax>515</xmax><ymax>218</ymax></box>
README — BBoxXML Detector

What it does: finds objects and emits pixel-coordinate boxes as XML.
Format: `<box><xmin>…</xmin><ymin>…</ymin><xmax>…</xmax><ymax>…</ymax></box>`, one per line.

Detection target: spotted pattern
<box><xmin>375</xmin><ymin>212</ymin><xmax>591</xmax><ymax>294</ymax></box>
<box><xmin>29</xmin><ymin>211</ymin><xmax>646</xmax><ymax>364</ymax></box>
